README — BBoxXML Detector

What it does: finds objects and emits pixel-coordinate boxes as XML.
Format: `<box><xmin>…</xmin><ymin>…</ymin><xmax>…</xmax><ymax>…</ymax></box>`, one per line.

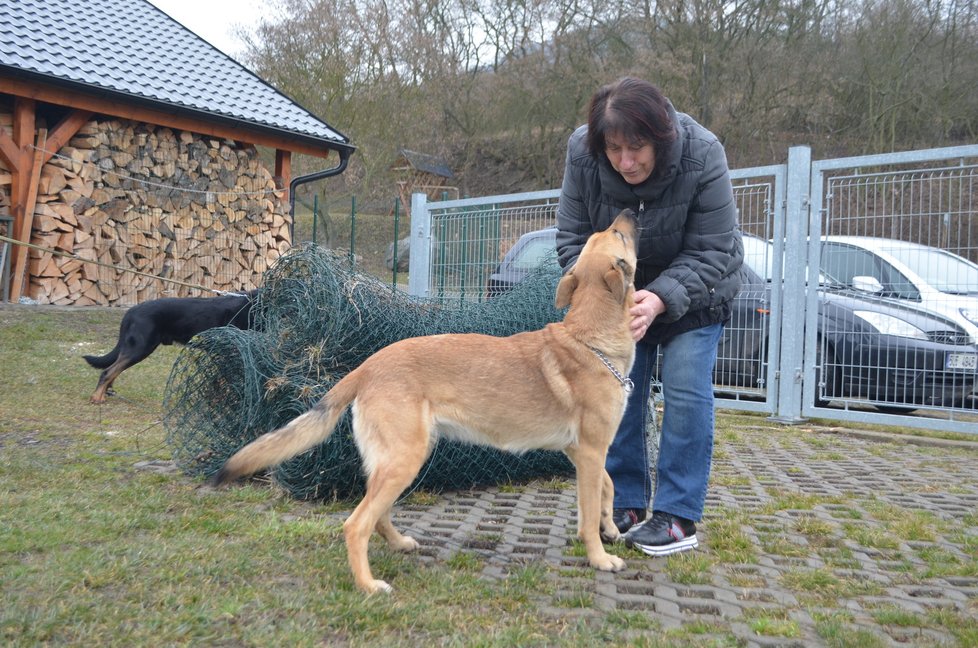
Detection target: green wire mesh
<box><xmin>163</xmin><ymin>244</ymin><xmax>574</xmax><ymax>500</ymax></box>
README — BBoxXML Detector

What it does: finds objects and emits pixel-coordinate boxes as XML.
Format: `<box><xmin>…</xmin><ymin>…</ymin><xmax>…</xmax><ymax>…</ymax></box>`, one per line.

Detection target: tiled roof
<box><xmin>0</xmin><ymin>0</ymin><xmax>352</xmax><ymax>152</ymax></box>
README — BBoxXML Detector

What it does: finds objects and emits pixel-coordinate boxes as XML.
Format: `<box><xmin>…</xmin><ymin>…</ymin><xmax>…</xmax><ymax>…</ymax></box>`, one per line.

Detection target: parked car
<box><xmin>486</xmin><ymin>227</ymin><xmax>559</xmax><ymax>298</ymax></box>
<box><xmin>488</xmin><ymin>228</ymin><xmax>978</xmax><ymax>411</ymax></box>
<box><xmin>820</xmin><ymin>236</ymin><xmax>978</xmax><ymax>345</ymax></box>
<box><xmin>736</xmin><ymin>235</ymin><xmax>976</xmax><ymax>411</ymax></box>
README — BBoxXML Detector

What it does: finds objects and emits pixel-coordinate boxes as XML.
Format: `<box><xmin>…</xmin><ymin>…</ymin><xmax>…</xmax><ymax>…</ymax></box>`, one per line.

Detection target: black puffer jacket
<box><xmin>556</xmin><ymin>104</ymin><xmax>744</xmax><ymax>344</ymax></box>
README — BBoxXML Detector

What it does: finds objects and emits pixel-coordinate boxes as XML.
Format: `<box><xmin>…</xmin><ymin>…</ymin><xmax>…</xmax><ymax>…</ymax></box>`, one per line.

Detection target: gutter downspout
<box><xmin>288</xmin><ymin>148</ymin><xmax>352</xmax><ymax>240</ymax></box>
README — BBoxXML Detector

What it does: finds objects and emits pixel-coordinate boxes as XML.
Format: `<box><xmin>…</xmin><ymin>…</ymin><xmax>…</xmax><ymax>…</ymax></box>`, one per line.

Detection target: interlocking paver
<box><xmin>393</xmin><ymin>424</ymin><xmax>978</xmax><ymax>645</ymax></box>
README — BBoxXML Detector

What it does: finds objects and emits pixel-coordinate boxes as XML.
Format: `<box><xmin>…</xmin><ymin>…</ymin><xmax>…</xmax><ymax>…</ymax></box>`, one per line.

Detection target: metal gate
<box><xmin>802</xmin><ymin>146</ymin><xmax>978</xmax><ymax>434</ymax></box>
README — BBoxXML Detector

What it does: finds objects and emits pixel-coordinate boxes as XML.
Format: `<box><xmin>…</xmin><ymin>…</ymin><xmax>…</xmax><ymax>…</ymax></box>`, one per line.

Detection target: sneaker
<box><xmin>624</xmin><ymin>510</ymin><xmax>698</xmax><ymax>556</ymax></box>
<box><xmin>612</xmin><ymin>508</ymin><xmax>646</xmax><ymax>534</ymax></box>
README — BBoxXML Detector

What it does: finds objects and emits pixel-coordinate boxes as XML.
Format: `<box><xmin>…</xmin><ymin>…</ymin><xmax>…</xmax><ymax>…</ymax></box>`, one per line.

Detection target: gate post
<box><xmin>408</xmin><ymin>192</ymin><xmax>431</xmax><ymax>298</ymax></box>
<box><xmin>770</xmin><ymin>146</ymin><xmax>811</xmax><ymax>424</ymax></box>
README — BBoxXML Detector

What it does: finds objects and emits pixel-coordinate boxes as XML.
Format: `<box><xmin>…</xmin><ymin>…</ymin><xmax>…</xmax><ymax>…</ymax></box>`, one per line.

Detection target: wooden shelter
<box><xmin>0</xmin><ymin>0</ymin><xmax>354</xmax><ymax>304</ymax></box>
<box><xmin>390</xmin><ymin>149</ymin><xmax>456</xmax><ymax>219</ymax></box>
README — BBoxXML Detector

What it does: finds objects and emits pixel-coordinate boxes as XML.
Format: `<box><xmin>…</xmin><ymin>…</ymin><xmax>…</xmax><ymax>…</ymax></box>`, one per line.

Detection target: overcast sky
<box><xmin>148</xmin><ymin>0</ymin><xmax>274</xmax><ymax>60</ymax></box>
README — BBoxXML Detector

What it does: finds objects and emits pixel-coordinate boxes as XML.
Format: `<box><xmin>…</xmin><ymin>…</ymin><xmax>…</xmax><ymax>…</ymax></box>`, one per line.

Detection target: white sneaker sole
<box><xmin>628</xmin><ymin>534</ymin><xmax>699</xmax><ymax>557</ymax></box>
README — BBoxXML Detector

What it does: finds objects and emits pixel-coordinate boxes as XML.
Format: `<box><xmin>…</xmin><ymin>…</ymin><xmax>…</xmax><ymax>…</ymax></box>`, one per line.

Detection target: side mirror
<box><xmin>852</xmin><ymin>275</ymin><xmax>884</xmax><ymax>294</ymax></box>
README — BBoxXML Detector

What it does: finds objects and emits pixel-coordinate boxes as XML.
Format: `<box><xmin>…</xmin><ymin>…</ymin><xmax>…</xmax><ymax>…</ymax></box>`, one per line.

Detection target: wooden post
<box><xmin>2</xmin><ymin>99</ymin><xmax>34</xmax><ymax>300</ymax></box>
<box><xmin>9</xmin><ymin>129</ymin><xmax>47</xmax><ymax>302</ymax></box>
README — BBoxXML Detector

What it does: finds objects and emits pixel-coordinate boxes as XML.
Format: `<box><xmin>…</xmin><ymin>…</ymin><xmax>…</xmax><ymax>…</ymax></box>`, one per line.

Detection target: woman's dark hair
<box><xmin>587</xmin><ymin>77</ymin><xmax>676</xmax><ymax>181</ymax></box>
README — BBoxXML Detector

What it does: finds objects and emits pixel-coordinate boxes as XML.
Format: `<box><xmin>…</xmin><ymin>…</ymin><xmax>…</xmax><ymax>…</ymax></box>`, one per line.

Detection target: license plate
<box><xmin>946</xmin><ymin>352</ymin><xmax>978</xmax><ymax>370</ymax></box>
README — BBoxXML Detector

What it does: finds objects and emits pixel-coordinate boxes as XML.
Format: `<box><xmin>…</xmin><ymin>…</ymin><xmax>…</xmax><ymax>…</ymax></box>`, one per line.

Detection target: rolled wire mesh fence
<box><xmin>163</xmin><ymin>244</ymin><xmax>573</xmax><ymax>500</ymax></box>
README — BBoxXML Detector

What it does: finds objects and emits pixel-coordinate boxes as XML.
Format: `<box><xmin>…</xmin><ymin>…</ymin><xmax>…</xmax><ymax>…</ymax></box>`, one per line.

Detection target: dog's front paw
<box><xmin>590</xmin><ymin>552</ymin><xmax>626</xmax><ymax>572</ymax></box>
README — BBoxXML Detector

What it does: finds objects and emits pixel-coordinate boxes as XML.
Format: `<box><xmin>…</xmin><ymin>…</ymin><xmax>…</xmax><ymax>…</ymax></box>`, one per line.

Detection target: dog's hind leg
<box><xmin>343</xmin><ymin>405</ymin><xmax>431</xmax><ymax>594</ymax></box>
<box><xmin>90</xmin><ymin>357</ymin><xmax>132</xmax><ymax>404</ymax></box>
<box><xmin>344</xmin><ymin>461</ymin><xmax>427</xmax><ymax>594</ymax></box>
<box><xmin>90</xmin><ymin>333</ymin><xmax>161</xmax><ymax>404</ymax></box>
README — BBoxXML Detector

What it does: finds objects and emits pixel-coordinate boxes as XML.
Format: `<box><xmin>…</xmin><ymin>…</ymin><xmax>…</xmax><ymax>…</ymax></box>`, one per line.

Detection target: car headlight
<box><xmin>960</xmin><ymin>308</ymin><xmax>978</xmax><ymax>326</ymax></box>
<box><xmin>853</xmin><ymin>310</ymin><xmax>928</xmax><ymax>340</ymax></box>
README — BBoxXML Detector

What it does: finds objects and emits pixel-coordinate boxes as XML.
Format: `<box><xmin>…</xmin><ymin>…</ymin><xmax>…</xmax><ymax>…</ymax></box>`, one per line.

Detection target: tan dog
<box><xmin>212</xmin><ymin>210</ymin><xmax>639</xmax><ymax>594</ymax></box>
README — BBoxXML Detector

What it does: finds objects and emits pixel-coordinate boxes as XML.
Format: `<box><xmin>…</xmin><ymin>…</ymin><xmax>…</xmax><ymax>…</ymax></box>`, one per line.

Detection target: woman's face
<box><xmin>605</xmin><ymin>133</ymin><xmax>655</xmax><ymax>185</ymax></box>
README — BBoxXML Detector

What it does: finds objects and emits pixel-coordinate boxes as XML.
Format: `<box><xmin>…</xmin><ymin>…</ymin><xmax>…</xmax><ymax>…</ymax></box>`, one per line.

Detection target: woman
<box><xmin>556</xmin><ymin>77</ymin><xmax>743</xmax><ymax>556</ymax></box>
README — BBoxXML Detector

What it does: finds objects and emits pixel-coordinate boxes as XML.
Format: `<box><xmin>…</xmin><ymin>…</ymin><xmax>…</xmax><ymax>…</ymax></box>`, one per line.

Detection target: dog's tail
<box><xmin>83</xmin><ymin>346</ymin><xmax>120</xmax><ymax>369</ymax></box>
<box><xmin>209</xmin><ymin>372</ymin><xmax>360</xmax><ymax>486</ymax></box>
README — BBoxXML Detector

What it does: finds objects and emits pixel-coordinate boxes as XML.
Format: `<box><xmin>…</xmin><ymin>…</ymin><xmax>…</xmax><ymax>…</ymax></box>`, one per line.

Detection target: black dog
<box><xmin>84</xmin><ymin>290</ymin><xmax>258</xmax><ymax>404</ymax></box>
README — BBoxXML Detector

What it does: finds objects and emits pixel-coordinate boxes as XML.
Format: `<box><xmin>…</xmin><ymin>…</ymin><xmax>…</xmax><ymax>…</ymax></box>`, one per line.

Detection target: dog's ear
<box><xmin>555</xmin><ymin>272</ymin><xmax>578</xmax><ymax>308</ymax></box>
<box><xmin>603</xmin><ymin>261</ymin><xmax>628</xmax><ymax>304</ymax></box>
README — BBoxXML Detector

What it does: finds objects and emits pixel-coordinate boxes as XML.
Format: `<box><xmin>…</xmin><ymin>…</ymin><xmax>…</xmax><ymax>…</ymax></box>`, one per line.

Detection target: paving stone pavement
<box><xmin>391</xmin><ymin>424</ymin><xmax>978</xmax><ymax>646</ymax></box>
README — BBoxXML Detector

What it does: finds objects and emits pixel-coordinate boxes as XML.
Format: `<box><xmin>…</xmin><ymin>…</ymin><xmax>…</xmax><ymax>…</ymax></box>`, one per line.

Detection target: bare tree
<box><xmin>242</xmin><ymin>0</ymin><xmax>978</xmax><ymax>201</ymax></box>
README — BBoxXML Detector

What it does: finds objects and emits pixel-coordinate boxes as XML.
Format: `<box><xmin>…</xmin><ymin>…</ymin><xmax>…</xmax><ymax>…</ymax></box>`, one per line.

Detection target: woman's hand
<box><xmin>629</xmin><ymin>290</ymin><xmax>666</xmax><ymax>341</ymax></box>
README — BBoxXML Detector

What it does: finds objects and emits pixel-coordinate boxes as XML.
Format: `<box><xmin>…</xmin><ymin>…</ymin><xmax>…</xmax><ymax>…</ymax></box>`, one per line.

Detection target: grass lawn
<box><xmin>0</xmin><ymin>306</ymin><xmax>640</xmax><ymax>646</ymax></box>
<box><xmin>2</xmin><ymin>305</ymin><xmax>976</xmax><ymax>647</ymax></box>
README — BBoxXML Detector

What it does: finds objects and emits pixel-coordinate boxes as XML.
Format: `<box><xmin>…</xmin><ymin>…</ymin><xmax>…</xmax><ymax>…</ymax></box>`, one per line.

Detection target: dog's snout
<box><xmin>612</xmin><ymin>209</ymin><xmax>639</xmax><ymax>239</ymax></box>
<box><xmin>610</xmin><ymin>210</ymin><xmax>639</xmax><ymax>257</ymax></box>
<box><xmin>616</xmin><ymin>208</ymin><xmax>639</xmax><ymax>227</ymax></box>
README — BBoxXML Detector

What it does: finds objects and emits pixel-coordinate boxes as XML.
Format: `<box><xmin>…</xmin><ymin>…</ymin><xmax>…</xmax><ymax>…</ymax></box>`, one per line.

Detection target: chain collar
<box><xmin>588</xmin><ymin>346</ymin><xmax>634</xmax><ymax>394</ymax></box>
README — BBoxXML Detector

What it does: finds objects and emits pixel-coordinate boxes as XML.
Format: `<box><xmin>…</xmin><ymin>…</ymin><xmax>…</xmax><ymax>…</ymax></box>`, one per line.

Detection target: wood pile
<box><xmin>3</xmin><ymin>116</ymin><xmax>290</xmax><ymax>305</ymax></box>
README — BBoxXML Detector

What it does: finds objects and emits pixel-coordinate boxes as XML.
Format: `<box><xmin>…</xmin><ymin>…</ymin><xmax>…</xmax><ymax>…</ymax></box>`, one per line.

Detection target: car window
<box><xmin>509</xmin><ymin>237</ymin><xmax>557</xmax><ymax>271</ymax></box>
<box><xmin>821</xmin><ymin>243</ymin><xmax>920</xmax><ymax>300</ymax></box>
<box><xmin>883</xmin><ymin>246</ymin><xmax>978</xmax><ymax>295</ymax></box>
<box><xmin>742</xmin><ymin>236</ymin><xmax>831</xmax><ymax>284</ymax></box>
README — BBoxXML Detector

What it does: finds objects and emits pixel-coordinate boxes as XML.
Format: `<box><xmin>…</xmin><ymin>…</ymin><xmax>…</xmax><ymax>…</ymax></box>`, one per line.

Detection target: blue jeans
<box><xmin>605</xmin><ymin>323</ymin><xmax>723</xmax><ymax>522</ymax></box>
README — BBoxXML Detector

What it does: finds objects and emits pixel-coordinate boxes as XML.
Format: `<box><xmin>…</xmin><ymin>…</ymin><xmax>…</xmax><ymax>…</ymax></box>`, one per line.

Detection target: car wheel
<box><xmin>814</xmin><ymin>339</ymin><xmax>840</xmax><ymax>408</ymax></box>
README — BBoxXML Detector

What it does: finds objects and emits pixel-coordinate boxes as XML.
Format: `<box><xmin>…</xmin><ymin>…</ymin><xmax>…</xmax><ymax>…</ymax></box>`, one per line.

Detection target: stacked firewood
<box><xmin>16</xmin><ymin>118</ymin><xmax>290</xmax><ymax>305</ymax></box>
